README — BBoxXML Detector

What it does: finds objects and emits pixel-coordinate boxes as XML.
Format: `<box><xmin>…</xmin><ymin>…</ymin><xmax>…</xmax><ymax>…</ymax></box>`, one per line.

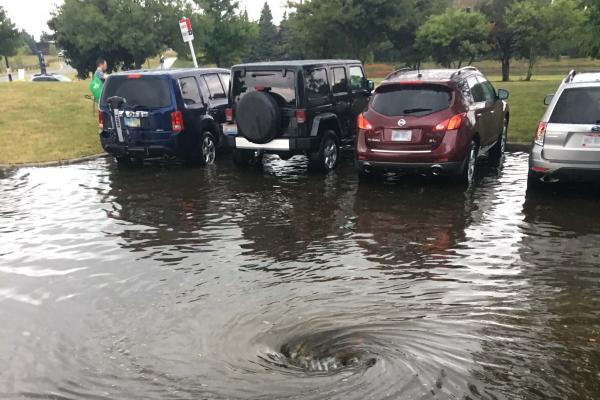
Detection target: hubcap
<box><xmin>467</xmin><ymin>144</ymin><xmax>477</xmax><ymax>183</ymax></box>
<box><xmin>324</xmin><ymin>140</ymin><xmax>338</xmax><ymax>170</ymax></box>
<box><xmin>202</xmin><ymin>136</ymin><xmax>216</xmax><ymax>164</ymax></box>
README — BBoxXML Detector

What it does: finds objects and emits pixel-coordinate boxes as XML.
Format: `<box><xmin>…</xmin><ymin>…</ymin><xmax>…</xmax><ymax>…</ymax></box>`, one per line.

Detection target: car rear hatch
<box><xmin>231</xmin><ymin>68</ymin><xmax>298</xmax><ymax>137</ymax></box>
<box><xmin>543</xmin><ymin>86</ymin><xmax>600</xmax><ymax>163</ymax></box>
<box><xmin>365</xmin><ymin>83</ymin><xmax>455</xmax><ymax>152</ymax></box>
<box><xmin>100</xmin><ymin>74</ymin><xmax>175</xmax><ymax>146</ymax></box>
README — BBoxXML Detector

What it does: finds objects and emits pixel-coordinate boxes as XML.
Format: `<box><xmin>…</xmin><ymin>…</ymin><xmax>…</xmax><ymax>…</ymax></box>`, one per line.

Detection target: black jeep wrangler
<box><xmin>222</xmin><ymin>60</ymin><xmax>374</xmax><ymax>171</ymax></box>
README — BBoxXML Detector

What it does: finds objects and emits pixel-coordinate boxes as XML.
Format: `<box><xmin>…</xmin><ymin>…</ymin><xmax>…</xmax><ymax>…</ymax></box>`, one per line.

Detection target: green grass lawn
<box><xmin>490</xmin><ymin>77</ymin><xmax>560</xmax><ymax>143</ymax></box>
<box><xmin>0</xmin><ymin>81</ymin><xmax>101</xmax><ymax>164</ymax></box>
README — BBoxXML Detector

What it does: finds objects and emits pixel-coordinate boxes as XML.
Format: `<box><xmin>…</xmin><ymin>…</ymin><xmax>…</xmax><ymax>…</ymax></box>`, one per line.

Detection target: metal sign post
<box><xmin>179</xmin><ymin>18</ymin><xmax>198</xmax><ymax>68</ymax></box>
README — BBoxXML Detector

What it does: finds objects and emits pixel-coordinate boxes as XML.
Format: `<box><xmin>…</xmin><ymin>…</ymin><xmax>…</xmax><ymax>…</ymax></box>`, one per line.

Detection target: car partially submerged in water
<box><xmin>529</xmin><ymin>70</ymin><xmax>600</xmax><ymax>186</ymax></box>
<box><xmin>99</xmin><ymin>68</ymin><xmax>230</xmax><ymax>165</ymax></box>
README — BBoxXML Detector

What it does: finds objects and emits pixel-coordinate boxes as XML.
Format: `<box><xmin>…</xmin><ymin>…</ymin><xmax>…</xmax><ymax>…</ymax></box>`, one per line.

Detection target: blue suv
<box><xmin>99</xmin><ymin>68</ymin><xmax>230</xmax><ymax>165</ymax></box>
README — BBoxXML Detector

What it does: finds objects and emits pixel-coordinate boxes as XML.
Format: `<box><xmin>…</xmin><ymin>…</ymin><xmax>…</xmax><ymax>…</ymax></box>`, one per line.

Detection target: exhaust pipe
<box><xmin>431</xmin><ymin>165</ymin><xmax>443</xmax><ymax>176</ymax></box>
<box><xmin>541</xmin><ymin>175</ymin><xmax>559</xmax><ymax>183</ymax></box>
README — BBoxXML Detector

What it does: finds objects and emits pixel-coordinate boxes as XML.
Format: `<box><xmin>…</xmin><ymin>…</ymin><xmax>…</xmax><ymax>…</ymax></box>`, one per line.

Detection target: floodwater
<box><xmin>0</xmin><ymin>153</ymin><xmax>599</xmax><ymax>400</ymax></box>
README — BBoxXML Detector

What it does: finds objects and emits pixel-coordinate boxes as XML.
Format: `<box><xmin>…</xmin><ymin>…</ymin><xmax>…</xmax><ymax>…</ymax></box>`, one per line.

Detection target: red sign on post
<box><xmin>179</xmin><ymin>18</ymin><xmax>194</xmax><ymax>42</ymax></box>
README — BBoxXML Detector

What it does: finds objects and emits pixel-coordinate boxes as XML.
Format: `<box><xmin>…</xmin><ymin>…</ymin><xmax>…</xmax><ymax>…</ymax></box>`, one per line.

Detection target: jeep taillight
<box><xmin>434</xmin><ymin>113</ymin><xmax>465</xmax><ymax>132</ymax></box>
<box><xmin>225</xmin><ymin>108</ymin><xmax>233</xmax><ymax>122</ymax></box>
<box><xmin>98</xmin><ymin>111</ymin><xmax>104</xmax><ymax>129</ymax></box>
<box><xmin>171</xmin><ymin>111</ymin><xmax>184</xmax><ymax>133</ymax></box>
<box><xmin>357</xmin><ymin>114</ymin><xmax>374</xmax><ymax>131</ymax></box>
<box><xmin>534</xmin><ymin>122</ymin><xmax>547</xmax><ymax>146</ymax></box>
<box><xmin>296</xmin><ymin>109</ymin><xmax>307</xmax><ymax>124</ymax></box>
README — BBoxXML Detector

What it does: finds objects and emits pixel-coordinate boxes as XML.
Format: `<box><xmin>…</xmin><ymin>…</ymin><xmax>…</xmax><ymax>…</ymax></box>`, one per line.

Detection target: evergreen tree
<box><xmin>249</xmin><ymin>2</ymin><xmax>278</xmax><ymax>61</ymax></box>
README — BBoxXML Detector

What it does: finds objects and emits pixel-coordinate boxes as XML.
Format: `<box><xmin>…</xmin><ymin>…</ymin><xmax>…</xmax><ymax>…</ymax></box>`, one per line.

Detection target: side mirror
<box><xmin>544</xmin><ymin>94</ymin><xmax>554</xmax><ymax>106</ymax></box>
<box><xmin>497</xmin><ymin>89</ymin><xmax>509</xmax><ymax>100</ymax></box>
<box><xmin>367</xmin><ymin>80</ymin><xmax>375</xmax><ymax>92</ymax></box>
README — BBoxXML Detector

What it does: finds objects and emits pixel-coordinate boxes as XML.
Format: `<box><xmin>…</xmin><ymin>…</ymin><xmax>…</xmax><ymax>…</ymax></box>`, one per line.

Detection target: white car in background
<box><xmin>31</xmin><ymin>73</ymin><xmax>72</xmax><ymax>82</ymax></box>
<box><xmin>529</xmin><ymin>70</ymin><xmax>600</xmax><ymax>187</ymax></box>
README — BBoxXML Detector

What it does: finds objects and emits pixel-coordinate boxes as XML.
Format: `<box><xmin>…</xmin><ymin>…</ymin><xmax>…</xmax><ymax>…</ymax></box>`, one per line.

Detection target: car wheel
<box><xmin>233</xmin><ymin>149</ymin><xmax>263</xmax><ymax>168</ymax></box>
<box><xmin>527</xmin><ymin>170</ymin><xmax>545</xmax><ymax>191</ymax></box>
<box><xmin>115</xmin><ymin>155</ymin><xmax>132</xmax><ymax>166</ymax></box>
<box><xmin>456</xmin><ymin>140</ymin><xmax>478</xmax><ymax>186</ymax></box>
<box><xmin>200</xmin><ymin>132</ymin><xmax>217</xmax><ymax>166</ymax></box>
<box><xmin>490</xmin><ymin>117</ymin><xmax>508</xmax><ymax>160</ymax></box>
<box><xmin>308</xmin><ymin>131</ymin><xmax>340</xmax><ymax>172</ymax></box>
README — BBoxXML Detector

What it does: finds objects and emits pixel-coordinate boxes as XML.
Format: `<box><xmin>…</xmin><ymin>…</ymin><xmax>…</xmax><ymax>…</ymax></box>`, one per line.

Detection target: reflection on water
<box><xmin>0</xmin><ymin>153</ymin><xmax>599</xmax><ymax>399</ymax></box>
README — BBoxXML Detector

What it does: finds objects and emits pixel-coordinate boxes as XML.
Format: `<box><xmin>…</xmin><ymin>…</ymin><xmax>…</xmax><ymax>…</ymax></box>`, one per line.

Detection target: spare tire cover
<box><xmin>236</xmin><ymin>91</ymin><xmax>281</xmax><ymax>144</ymax></box>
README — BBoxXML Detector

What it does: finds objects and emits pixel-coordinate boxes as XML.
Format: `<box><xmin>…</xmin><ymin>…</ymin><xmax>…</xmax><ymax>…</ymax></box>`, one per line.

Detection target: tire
<box><xmin>199</xmin><ymin>131</ymin><xmax>217</xmax><ymax>166</ymax></box>
<box><xmin>233</xmin><ymin>149</ymin><xmax>263</xmax><ymax>168</ymax></box>
<box><xmin>490</xmin><ymin>117</ymin><xmax>508</xmax><ymax>160</ymax></box>
<box><xmin>455</xmin><ymin>139</ymin><xmax>478</xmax><ymax>186</ymax></box>
<box><xmin>308</xmin><ymin>131</ymin><xmax>340</xmax><ymax>172</ymax></box>
<box><xmin>115</xmin><ymin>155</ymin><xmax>132</xmax><ymax>166</ymax></box>
<box><xmin>236</xmin><ymin>91</ymin><xmax>281</xmax><ymax>144</ymax></box>
<box><xmin>527</xmin><ymin>170</ymin><xmax>544</xmax><ymax>191</ymax></box>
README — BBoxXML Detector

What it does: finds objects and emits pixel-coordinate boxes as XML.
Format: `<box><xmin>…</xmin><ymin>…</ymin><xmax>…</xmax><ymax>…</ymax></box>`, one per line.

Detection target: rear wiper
<box><xmin>403</xmin><ymin>108</ymin><xmax>432</xmax><ymax>114</ymax></box>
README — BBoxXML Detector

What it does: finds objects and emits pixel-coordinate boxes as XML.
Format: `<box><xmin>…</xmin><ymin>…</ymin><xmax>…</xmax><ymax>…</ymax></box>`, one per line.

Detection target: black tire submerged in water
<box><xmin>236</xmin><ymin>91</ymin><xmax>282</xmax><ymax>144</ymax></box>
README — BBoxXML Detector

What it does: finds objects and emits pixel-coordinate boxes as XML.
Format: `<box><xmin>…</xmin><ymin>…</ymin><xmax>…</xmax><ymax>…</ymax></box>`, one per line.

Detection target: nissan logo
<box><xmin>398</xmin><ymin>119</ymin><xmax>407</xmax><ymax>127</ymax></box>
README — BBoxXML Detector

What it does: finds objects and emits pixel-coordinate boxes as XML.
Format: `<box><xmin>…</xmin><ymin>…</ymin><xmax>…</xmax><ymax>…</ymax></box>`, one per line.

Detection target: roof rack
<box><xmin>450</xmin><ymin>66</ymin><xmax>479</xmax><ymax>79</ymax></box>
<box><xmin>384</xmin><ymin>67</ymin><xmax>414</xmax><ymax>80</ymax></box>
<box><xmin>564</xmin><ymin>69</ymin><xmax>577</xmax><ymax>83</ymax></box>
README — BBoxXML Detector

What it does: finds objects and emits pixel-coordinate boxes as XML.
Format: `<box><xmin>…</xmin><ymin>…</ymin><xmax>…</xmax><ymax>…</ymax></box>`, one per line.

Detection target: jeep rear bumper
<box><xmin>225</xmin><ymin>136</ymin><xmax>318</xmax><ymax>152</ymax></box>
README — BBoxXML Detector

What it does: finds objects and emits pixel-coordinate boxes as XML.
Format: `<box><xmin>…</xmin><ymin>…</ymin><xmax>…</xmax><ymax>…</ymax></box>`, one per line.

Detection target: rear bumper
<box><xmin>355</xmin><ymin>129</ymin><xmax>469</xmax><ymax>169</ymax></box>
<box><xmin>357</xmin><ymin>160</ymin><xmax>463</xmax><ymax>175</ymax></box>
<box><xmin>100</xmin><ymin>130</ymin><xmax>178</xmax><ymax>157</ymax></box>
<box><xmin>224</xmin><ymin>135</ymin><xmax>319</xmax><ymax>152</ymax></box>
<box><xmin>530</xmin><ymin>144</ymin><xmax>600</xmax><ymax>180</ymax></box>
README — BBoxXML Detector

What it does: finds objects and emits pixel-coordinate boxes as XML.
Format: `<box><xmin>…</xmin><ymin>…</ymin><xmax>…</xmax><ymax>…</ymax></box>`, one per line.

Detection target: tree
<box><xmin>49</xmin><ymin>0</ymin><xmax>184</xmax><ymax>79</ymax></box>
<box><xmin>385</xmin><ymin>0</ymin><xmax>451</xmax><ymax>67</ymax></box>
<box><xmin>505</xmin><ymin>0</ymin><xmax>548</xmax><ymax>81</ymax></box>
<box><xmin>0</xmin><ymin>6</ymin><xmax>21</xmax><ymax>82</ymax></box>
<box><xmin>416</xmin><ymin>9</ymin><xmax>490</xmax><ymax>68</ymax></box>
<box><xmin>288</xmin><ymin>0</ymin><xmax>407</xmax><ymax>62</ymax></box>
<box><xmin>248</xmin><ymin>2</ymin><xmax>278</xmax><ymax>61</ymax></box>
<box><xmin>193</xmin><ymin>0</ymin><xmax>256</xmax><ymax>67</ymax></box>
<box><xmin>478</xmin><ymin>0</ymin><xmax>519</xmax><ymax>81</ymax></box>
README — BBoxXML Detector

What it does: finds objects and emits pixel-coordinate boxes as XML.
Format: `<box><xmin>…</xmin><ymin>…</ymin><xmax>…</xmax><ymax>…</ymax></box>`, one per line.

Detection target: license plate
<box><xmin>391</xmin><ymin>130</ymin><xmax>412</xmax><ymax>142</ymax></box>
<box><xmin>583</xmin><ymin>134</ymin><xmax>600</xmax><ymax>147</ymax></box>
<box><xmin>124</xmin><ymin>117</ymin><xmax>141</xmax><ymax>128</ymax></box>
<box><xmin>223</xmin><ymin>123</ymin><xmax>238</xmax><ymax>136</ymax></box>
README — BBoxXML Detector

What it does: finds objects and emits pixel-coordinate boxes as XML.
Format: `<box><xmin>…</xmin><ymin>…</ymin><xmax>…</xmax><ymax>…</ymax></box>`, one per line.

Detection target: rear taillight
<box><xmin>98</xmin><ymin>111</ymin><xmax>103</xmax><ymax>129</ymax></box>
<box><xmin>225</xmin><ymin>108</ymin><xmax>233</xmax><ymax>122</ymax></box>
<box><xmin>171</xmin><ymin>111</ymin><xmax>184</xmax><ymax>133</ymax></box>
<box><xmin>296</xmin><ymin>109</ymin><xmax>307</xmax><ymax>124</ymax></box>
<box><xmin>535</xmin><ymin>122</ymin><xmax>547</xmax><ymax>146</ymax></box>
<box><xmin>434</xmin><ymin>113</ymin><xmax>465</xmax><ymax>132</ymax></box>
<box><xmin>357</xmin><ymin>114</ymin><xmax>374</xmax><ymax>130</ymax></box>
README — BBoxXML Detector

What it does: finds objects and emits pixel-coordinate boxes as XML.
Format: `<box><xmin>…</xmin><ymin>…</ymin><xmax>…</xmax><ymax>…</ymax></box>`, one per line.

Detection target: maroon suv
<box><xmin>356</xmin><ymin>67</ymin><xmax>509</xmax><ymax>184</ymax></box>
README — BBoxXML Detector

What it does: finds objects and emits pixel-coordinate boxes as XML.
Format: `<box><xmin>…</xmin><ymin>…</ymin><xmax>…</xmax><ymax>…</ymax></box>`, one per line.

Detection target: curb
<box><xmin>506</xmin><ymin>142</ymin><xmax>531</xmax><ymax>152</ymax></box>
<box><xmin>0</xmin><ymin>153</ymin><xmax>108</xmax><ymax>169</ymax></box>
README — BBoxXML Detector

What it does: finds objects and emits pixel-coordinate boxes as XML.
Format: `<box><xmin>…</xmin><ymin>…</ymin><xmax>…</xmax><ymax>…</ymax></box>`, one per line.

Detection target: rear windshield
<box><xmin>101</xmin><ymin>76</ymin><xmax>171</xmax><ymax>108</ymax></box>
<box><xmin>550</xmin><ymin>87</ymin><xmax>600</xmax><ymax>124</ymax></box>
<box><xmin>232</xmin><ymin>70</ymin><xmax>296</xmax><ymax>107</ymax></box>
<box><xmin>372</xmin><ymin>84</ymin><xmax>452</xmax><ymax>117</ymax></box>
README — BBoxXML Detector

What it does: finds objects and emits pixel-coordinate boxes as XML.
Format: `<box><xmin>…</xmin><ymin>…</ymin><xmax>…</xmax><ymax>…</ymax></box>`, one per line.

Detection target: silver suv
<box><xmin>529</xmin><ymin>70</ymin><xmax>600</xmax><ymax>186</ymax></box>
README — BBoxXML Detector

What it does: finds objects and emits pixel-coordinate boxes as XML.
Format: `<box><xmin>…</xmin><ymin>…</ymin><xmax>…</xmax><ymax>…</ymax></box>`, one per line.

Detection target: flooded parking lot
<box><xmin>1</xmin><ymin>153</ymin><xmax>599</xmax><ymax>399</ymax></box>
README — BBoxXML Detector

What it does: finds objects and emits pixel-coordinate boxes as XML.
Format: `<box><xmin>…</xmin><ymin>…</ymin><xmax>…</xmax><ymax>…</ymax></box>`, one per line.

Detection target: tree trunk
<box><xmin>4</xmin><ymin>56</ymin><xmax>12</xmax><ymax>82</ymax></box>
<box><xmin>501</xmin><ymin>57</ymin><xmax>510</xmax><ymax>82</ymax></box>
<box><xmin>525</xmin><ymin>48</ymin><xmax>535</xmax><ymax>82</ymax></box>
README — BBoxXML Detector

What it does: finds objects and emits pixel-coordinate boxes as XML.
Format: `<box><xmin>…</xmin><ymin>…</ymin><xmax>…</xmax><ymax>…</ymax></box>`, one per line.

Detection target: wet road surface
<box><xmin>1</xmin><ymin>153</ymin><xmax>599</xmax><ymax>399</ymax></box>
